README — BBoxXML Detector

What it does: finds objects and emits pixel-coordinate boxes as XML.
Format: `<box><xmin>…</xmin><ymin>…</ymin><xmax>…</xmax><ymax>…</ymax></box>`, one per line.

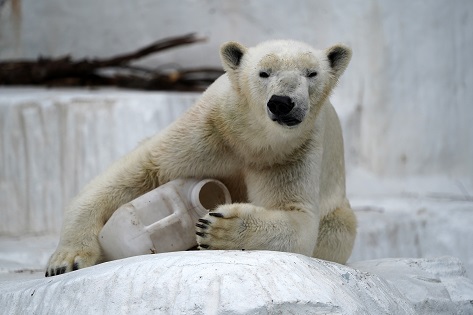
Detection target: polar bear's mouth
<box><xmin>272</xmin><ymin>116</ymin><xmax>302</xmax><ymax>127</ymax></box>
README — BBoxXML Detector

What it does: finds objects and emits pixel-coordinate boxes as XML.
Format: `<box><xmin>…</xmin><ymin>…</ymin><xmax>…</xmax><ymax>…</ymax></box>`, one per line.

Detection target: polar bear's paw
<box><xmin>195</xmin><ymin>203</ymin><xmax>258</xmax><ymax>250</ymax></box>
<box><xmin>45</xmin><ymin>245</ymin><xmax>100</xmax><ymax>277</ymax></box>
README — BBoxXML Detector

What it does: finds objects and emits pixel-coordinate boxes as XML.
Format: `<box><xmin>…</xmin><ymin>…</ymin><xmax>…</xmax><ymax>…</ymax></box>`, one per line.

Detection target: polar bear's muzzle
<box><xmin>267</xmin><ymin>95</ymin><xmax>303</xmax><ymax>127</ymax></box>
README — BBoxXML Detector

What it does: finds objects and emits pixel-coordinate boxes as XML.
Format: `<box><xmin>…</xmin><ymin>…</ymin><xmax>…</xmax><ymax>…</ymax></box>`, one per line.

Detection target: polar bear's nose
<box><xmin>267</xmin><ymin>95</ymin><xmax>295</xmax><ymax>116</ymax></box>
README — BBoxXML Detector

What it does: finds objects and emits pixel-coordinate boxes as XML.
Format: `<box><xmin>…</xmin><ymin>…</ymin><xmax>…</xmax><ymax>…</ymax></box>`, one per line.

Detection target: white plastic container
<box><xmin>99</xmin><ymin>178</ymin><xmax>231</xmax><ymax>261</ymax></box>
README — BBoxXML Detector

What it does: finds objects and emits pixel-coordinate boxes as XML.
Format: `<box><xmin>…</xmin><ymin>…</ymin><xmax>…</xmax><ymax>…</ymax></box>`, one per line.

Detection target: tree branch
<box><xmin>0</xmin><ymin>33</ymin><xmax>222</xmax><ymax>91</ymax></box>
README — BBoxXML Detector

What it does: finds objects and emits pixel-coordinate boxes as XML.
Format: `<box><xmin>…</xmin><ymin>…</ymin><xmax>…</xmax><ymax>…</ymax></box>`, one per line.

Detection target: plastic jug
<box><xmin>99</xmin><ymin>178</ymin><xmax>231</xmax><ymax>261</ymax></box>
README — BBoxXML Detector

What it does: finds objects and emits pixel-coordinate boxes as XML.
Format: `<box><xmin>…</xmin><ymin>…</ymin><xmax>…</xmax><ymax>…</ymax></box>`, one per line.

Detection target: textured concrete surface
<box><xmin>0</xmin><ymin>89</ymin><xmax>198</xmax><ymax>235</ymax></box>
<box><xmin>1</xmin><ymin>251</ymin><xmax>472</xmax><ymax>314</ymax></box>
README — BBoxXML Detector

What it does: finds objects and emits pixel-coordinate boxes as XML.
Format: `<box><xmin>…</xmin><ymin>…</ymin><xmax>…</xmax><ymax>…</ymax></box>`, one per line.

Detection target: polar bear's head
<box><xmin>220</xmin><ymin>40</ymin><xmax>351</xmax><ymax>129</ymax></box>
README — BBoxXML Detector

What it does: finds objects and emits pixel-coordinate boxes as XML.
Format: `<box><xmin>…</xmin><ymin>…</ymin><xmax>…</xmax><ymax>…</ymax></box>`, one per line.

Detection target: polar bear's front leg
<box><xmin>196</xmin><ymin>161</ymin><xmax>321</xmax><ymax>256</ymax></box>
<box><xmin>195</xmin><ymin>202</ymin><xmax>319</xmax><ymax>255</ymax></box>
<box><xmin>46</xmin><ymin>141</ymin><xmax>162</xmax><ymax>276</ymax></box>
<box><xmin>196</xmin><ymin>149</ymin><xmax>320</xmax><ymax>256</ymax></box>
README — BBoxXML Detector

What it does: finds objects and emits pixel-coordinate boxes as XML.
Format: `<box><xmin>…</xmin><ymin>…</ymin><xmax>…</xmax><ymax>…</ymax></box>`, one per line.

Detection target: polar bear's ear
<box><xmin>325</xmin><ymin>44</ymin><xmax>352</xmax><ymax>78</ymax></box>
<box><xmin>220</xmin><ymin>41</ymin><xmax>247</xmax><ymax>71</ymax></box>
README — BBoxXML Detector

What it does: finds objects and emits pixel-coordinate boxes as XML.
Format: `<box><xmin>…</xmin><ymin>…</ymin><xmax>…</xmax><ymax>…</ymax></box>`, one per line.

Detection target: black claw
<box><xmin>50</xmin><ymin>269</ymin><xmax>55</xmax><ymax>276</ymax></box>
<box><xmin>209</xmin><ymin>212</ymin><xmax>224</xmax><ymax>218</ymax></box>
<box><xmin>199</xmin><ymin>244</ymin><xmax>210</xmax><ymax>249</ymax></box>
<box><xmin>45</xmin><ymin>271</ymin><xmax>49</xmax><ymax>277</ymax></box>
<box><xmin>195</xmin><ymin>223</ymin><xmax>208</xmax><ymax>229</ymax></box>
<box><xmin>198</xmin><ymin>219</ymin><xmax>211</xmax><ymax>225</ymax></box>
<box><xmin>73</xmin><ymin>262</ymin><xmax>79</xmax><ymax>271</ymax></box>
<box><xmin>196</xmin><ymin>232</ymin><xmax>206</xmax><ymax>237</ymax></box>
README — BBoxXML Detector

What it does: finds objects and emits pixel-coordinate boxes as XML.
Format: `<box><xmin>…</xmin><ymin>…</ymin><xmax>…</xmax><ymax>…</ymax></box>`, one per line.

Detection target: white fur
<box><xmin>46</xmin><ymin>40</ymin><xmax>357</xmax><ymax>276</ymax></box>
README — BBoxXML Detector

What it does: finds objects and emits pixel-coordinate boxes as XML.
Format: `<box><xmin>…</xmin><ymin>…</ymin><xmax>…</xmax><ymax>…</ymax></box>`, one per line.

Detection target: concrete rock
<box><xmin>351</xmin><ymin>256</ymin><xmax>473</xmax><ymax>314</ymax></box>
<box><xmin>1</xmin><ymin>251</ymin><xmax>472</xmax><ymax>314</ymax></box>
<box><xmin>0</xmin><ymin>251</ymin><xmax>410</xmax><ymax>314</ymax></box>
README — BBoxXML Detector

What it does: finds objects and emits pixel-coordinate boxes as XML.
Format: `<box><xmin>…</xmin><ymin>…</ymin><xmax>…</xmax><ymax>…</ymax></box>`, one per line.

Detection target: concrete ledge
<box><xmin>349</xmin><ymin>197</ymin><xmax>473</xmax><ymax>278</ymax></box>
<box><xmin>1</xmin><ymin>251</ymin><xmax>472</xmax><ymax>314</ymax></box>
<box><xmin>0</xmin><ymin>88</ymin><xmax>198</xmax><ymax>235</ymax></box>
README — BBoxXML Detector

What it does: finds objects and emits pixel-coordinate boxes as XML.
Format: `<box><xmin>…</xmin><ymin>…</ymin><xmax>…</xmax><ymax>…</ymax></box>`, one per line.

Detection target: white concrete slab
<box><xmin>1</xmin><ymin>251</ymin><xmax>472</xmax><ymax>314</ymax></box>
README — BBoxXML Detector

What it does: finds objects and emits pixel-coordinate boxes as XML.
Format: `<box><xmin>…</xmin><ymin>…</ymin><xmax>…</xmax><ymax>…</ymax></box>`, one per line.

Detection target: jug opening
<box><xmin>199</xmin><ymin>181</ymin><xmax>228</xmax><ymax>210</ymax></box>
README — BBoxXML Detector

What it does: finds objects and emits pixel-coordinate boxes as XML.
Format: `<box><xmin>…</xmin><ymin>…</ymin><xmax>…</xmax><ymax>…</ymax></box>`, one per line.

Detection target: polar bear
<box><xmin>46</xmin><ymin>39</ymin><xmax>357</xmax><ymax>276</ymax></box>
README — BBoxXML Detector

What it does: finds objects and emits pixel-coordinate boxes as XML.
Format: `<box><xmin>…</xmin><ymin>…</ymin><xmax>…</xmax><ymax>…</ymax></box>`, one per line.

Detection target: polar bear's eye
<box><xmin>307</xmin><ymin>71</ymin><xmax>318</xmax><ymax>78</ymax></box>
<box><xmin>259</xmin><ymin>71</ymin><xmax>270</xmax><ymax>78</ymax></box>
